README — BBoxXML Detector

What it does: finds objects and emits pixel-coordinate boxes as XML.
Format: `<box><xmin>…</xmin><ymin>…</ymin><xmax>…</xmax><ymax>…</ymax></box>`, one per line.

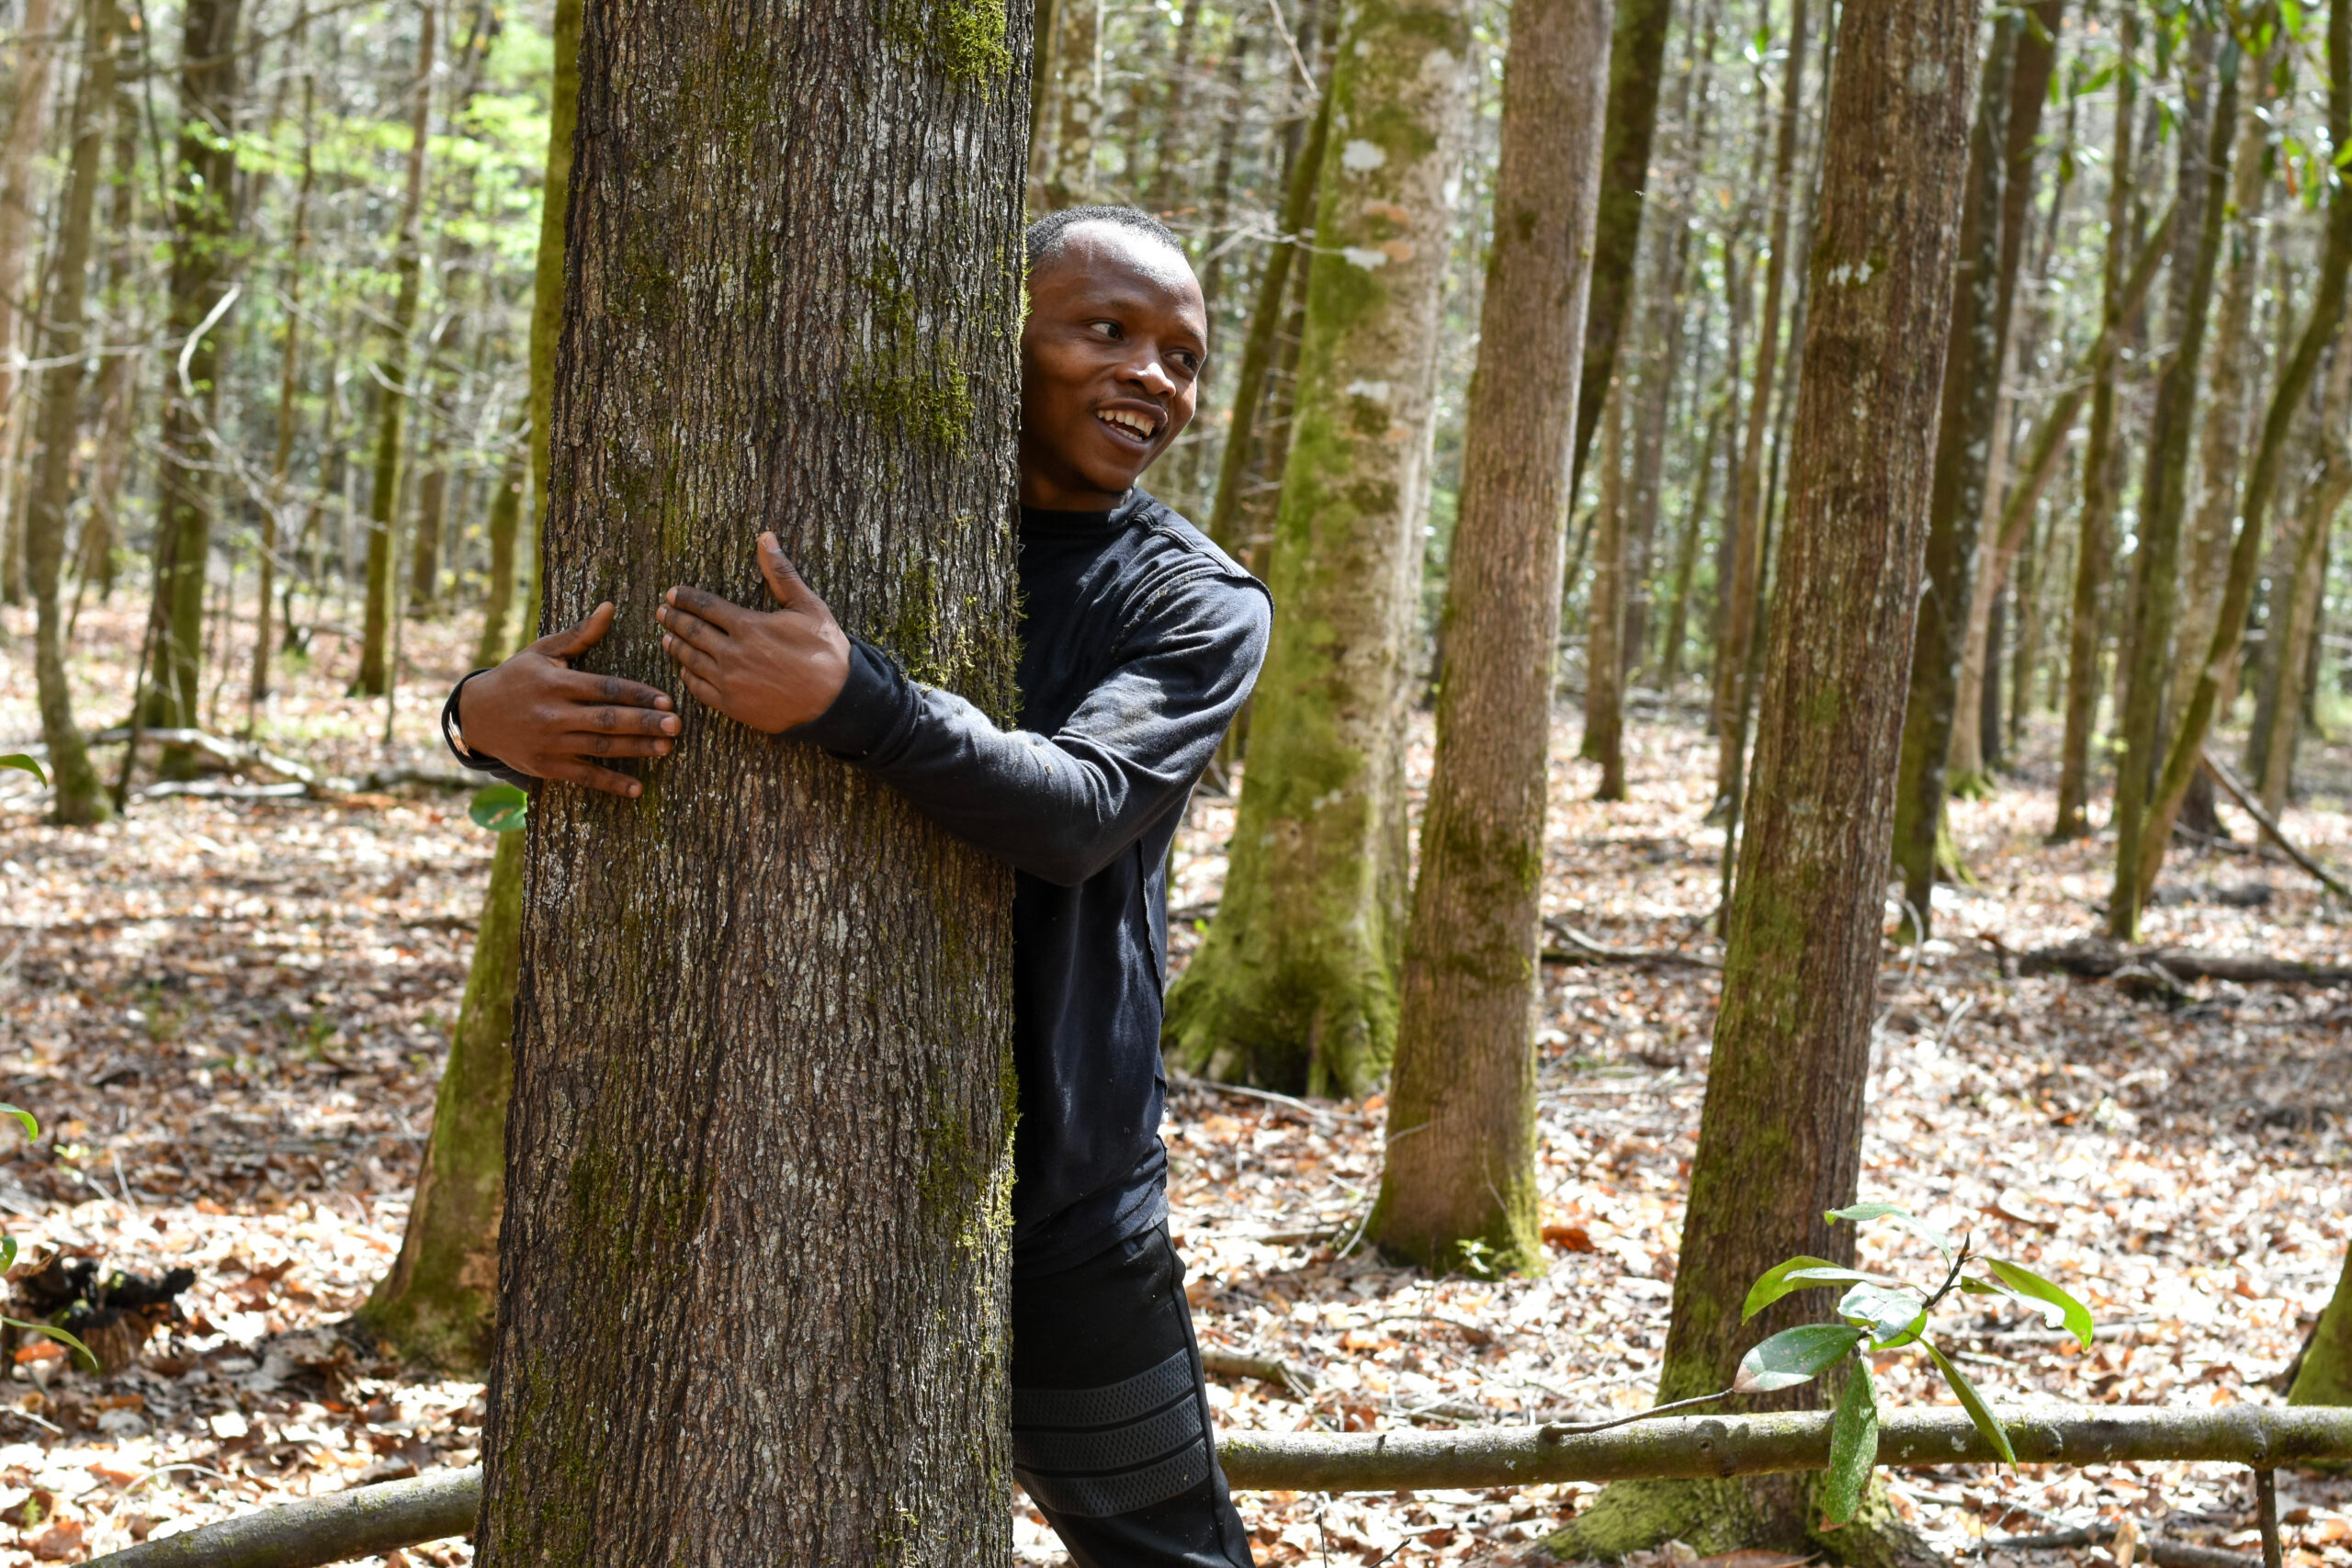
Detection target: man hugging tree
<box><xmin>439</xmin><ymin>206</ymin><xmax>1273</xmax><ymax>1568</ymax></box>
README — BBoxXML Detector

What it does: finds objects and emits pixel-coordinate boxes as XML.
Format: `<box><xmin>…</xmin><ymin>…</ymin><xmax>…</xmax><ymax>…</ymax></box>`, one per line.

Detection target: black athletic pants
<box><xmin>1011</xmin><ymin>1224</ymin><xmax>1257</xmax><ymax>1567</ymax></box>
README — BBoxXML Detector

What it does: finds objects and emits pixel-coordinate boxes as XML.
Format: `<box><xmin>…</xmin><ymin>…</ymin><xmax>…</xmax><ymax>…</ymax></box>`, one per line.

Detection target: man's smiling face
<box><xmin>1018</xmin><ymin>221</ymin><xmax>1210</xmax><ymax>511</ymax></box>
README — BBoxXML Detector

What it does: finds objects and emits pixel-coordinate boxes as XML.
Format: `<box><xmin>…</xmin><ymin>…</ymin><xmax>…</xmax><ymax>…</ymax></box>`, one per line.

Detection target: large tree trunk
<box><xmin>1368</xmin><ymin>0</ymin><xmax>1606</xmax><ymax>1277</ymax></box>
<box><xmin>365</xmin><ymin>0</ymin><xmax>579</xmax><ymax>1370</ymax></box>
<box><xmin>1710</xmin><ymin>0</ymin><xmax>1806</xmax><ymax>817</ymax></box>
<box><xmin>474</xmin><ymin>2</ymin><xmax>1027</xmax><ymax>1562</ymax></box>
<box><xmin>148</xmin><ymin>0</ymin><xmax>243</xmax><ymax>775</ymax></box>
<box><xmin>1567</xmin><ymin>0</ymin><xmax>1674</xmax><ymax>497</ymax></box>
<box><xmin>352</xmin><ymin>6</ymin><xmax>435</xmax><ymax>698</ymax></box>
<box><xmin>1887</xmin><ymin>17</ymin><xmax>2013</xmax><ymax>938</ymax></box>
<box><xmin>2052</xmin><ymin>4</ymin><xmax>2141</xmax><ymax>842</ymax></box>
<box><xmin>1553</xmin><ymin>0</ymin><xmax>1981</xmax><ymax>1554</ymax></box>
<box><xmin>2132</xmin><ymin>0</ymin><xmax>2352</xmax><ymax>915</ymax></box>
<box><xmin>2108</xmin><ymin>29</ymin><xmax>2234</xmax><ymax>940</ymax></box>
<box><xmin>26</xmin><ymin>0</ymin><xmax>118</xmax><ymax>829</ymax></box>
<box><xmin>1161</xmin><ymin>0</ymin><xmax>1474</xmax><ymax>1098</ymax></box>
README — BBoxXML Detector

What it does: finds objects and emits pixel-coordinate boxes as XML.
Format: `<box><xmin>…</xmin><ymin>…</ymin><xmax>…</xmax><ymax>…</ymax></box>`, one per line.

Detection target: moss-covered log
<box><xmin>1162</xmin><ymin>0</ymin><xmax>1474</xmax><ymax>1097</ymax></box>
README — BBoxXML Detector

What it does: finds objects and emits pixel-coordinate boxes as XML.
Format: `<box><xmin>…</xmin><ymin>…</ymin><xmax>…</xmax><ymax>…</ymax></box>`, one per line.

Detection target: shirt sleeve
<box><xmin>790</xmin><ymin>570</ymin><xmax>1272</xmax><ymax>886</ymax></box>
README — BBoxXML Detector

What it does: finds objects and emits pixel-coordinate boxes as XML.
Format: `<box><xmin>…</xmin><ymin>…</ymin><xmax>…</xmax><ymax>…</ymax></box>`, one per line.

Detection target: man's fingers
<box><xmin>550</xmin><ymin>759</ymin><xmax>644</xmax><ymax>798</ymax></box>
<box><xmin>551</xmin><ymin>667</ymin><xmax>675</xmax><ymax>716</ymax></box>
<box><xmin>531</xmin><ymin>601</ymin><xmax>616</xmax><ymax>660</ymax></box>
<box><xmin>658</xmin><ymin>604</ymin><xmax>731</xmax><ymax>657</ymax></box>
<box><xmin>663</xmin><ymin>584</ymin><xmax>745</xmax><ymax>632</ymax></box>
<box><xmin>660</xmin><ymin>630</ymin><xmax>722</xmax><ymax>682</ymax></box>
<box><xmin>757</xmin><ymin>534</ymin><xmax>825</xmax><ymax>614</ymax></box>
<box><xmin>560</xmin><ymin>731</ymin><xmax>672</xmax><ymax>760</ymax></box>
<box><xmin>679</xmin><ymin>670</ymin><xmax>726</xmax><ymax>712</ymax></box>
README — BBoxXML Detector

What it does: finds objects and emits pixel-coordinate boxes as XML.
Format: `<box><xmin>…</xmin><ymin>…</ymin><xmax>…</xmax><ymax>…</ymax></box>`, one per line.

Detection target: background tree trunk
<box><xmin>474</xmin><ymin>1</ymin><xmax>1027</xmax><ymax>1562</ymax></box>
<box><xmin>364</xmin><ymin>0</ymin><xmax>580</xmax><ymax>1370</ymax></box>
<box><xmin>1370</xmin><ymin>0</ymin><xmax>1607</xmax><ymax>1275</ymax></box>
<box><xmin>1710</xmin><ymin>0</ymin><xmax>1804</xmax><ymax>817</ymax></box>
<box><xmin>1162</xmin><ymin>0</ymin><xmax>1474</xmax><ymax>1098</ymax></box>
<box><xmin>2052</xmin><ymin>4</ymin><xmax>2139</xmax><ymax>842</ymax></box>
<box><xmin>2109</xmin><ymin>29</ymin><xmax>2232</xmax><ymax>941</ymax></box>
<box><xmin>353</xmin><ymin>6</ymin><xmax>434</xmax><ymax>698</ymax></box>
<box><xmin>27</xmin><ymin>0</ymin><xmax>118</xmax><ymax>828</ymax></box>
<box><xmin>2293</xmin><ymin>1246</ymin><xmax>2352</xmax><ymax>1407</ymax></box>
<box><xmin>2134</xmin><ymin>0</ymin><xmax>2352</xmax><ymax>911</ymax></box>
<box><xmin>1552</xmin><ymin>0</ymin><xmax>1981</xmax><ymax>1551</ymax></box>
<box><xmin>2251</xmin><ymin>339</ymin><xmax>2352</xmax><ymax>817</ymax></box>
<box><xmin>1582</xmin><ymin>379</ymin><xmax>1630</xmax><ymax>797</ymax></box>
<box><xmin>0</xmin><ymin>0</ymin><xmax>58</xmax><ymax>518</ymax></box>
<box><xmin>1887</xmin><ymin>17</ymin><xmax>2012</xmax><ymax>938</ymax></box>
<box><xmin>150</xmin><ymin>0</ymin><xmax>243</xmax><ymax>775</ymax></box>
<box><xmin>1043</xmin><ymin>0</ymin><xmax>1101</xmax><ymax>209</ymax></box>
<box><xmin>1568</xmin><ymin>0</ymin><xmax>1674</xmax><ymax>497</ymax></box>
<box><xmin>472</xmin><ymin>417</ymin><xmax>529</xmax><ymax>669</ymax></box>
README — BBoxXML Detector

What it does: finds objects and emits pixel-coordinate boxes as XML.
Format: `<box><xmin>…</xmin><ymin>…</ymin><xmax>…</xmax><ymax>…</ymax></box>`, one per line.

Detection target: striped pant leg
<box><xmin>1012</xmin><ymin>1224</ymin><xmax>1256</xmax><ymax>1568</ymax></box>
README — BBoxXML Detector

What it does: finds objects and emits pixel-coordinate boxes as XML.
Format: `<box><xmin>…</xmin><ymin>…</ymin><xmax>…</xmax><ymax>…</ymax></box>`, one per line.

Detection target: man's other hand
<box><xmin>656</xmin><ymin>533</ymin><xmax>852</xmax><ymax>734</ymax></box>
<box><xmin>457</xmin><ymin>603</ymin><xmax>680</xmax><ymax>798</ymax></box>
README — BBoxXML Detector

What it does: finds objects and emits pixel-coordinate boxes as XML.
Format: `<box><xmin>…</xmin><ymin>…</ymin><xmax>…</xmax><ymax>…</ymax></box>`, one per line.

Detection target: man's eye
<box><xmin>1171</xmin><ymin>352</ymin><xmax>1201</xmax><ymax>376</ymax></box>
<box><xmin>1090</xmin><ymin>320</ymin><xmax>1124</xmax><ymax>339</ymax></box>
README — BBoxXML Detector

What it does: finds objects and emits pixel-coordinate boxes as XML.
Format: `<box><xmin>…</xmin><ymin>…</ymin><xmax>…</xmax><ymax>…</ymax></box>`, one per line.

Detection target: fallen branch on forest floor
<box><xmin>1980</xmin><ymin>1519</ymin><xmax>2260</xmax><ymax>1568</ymax></box>
<box><xmin>2201</xmin><ymin>750</ymin><xmax>2352</xmax><ymax>903</ymax></box>
<box><xmin>1542</xmin><ymin>919</ymin><xmax>1723</xmax><ymax>970</ymax></box>
<box><xmin>2018</xmin><ymin>937</ymin><xmax>2352</xmax><ymax>988</ymax></box>
<box><xmin>82</xmin><ymin>1407</ymin><xmax>2352</xmax><ymax>1567</ymax></box>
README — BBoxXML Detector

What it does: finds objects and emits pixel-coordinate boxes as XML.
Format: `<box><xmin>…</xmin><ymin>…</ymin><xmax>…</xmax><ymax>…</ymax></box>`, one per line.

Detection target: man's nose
<box><xmin>1122</xmin><ymin>355</ymin><xmax>1178</xmax><ymax>397</ymax></box>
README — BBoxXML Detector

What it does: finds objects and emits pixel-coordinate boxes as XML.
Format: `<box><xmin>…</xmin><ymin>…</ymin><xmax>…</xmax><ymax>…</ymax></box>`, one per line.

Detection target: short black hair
<box><xmin>1024</xmin><ymin>204</ymin><xmax>1186</xmax><ymax>271</ymax></box>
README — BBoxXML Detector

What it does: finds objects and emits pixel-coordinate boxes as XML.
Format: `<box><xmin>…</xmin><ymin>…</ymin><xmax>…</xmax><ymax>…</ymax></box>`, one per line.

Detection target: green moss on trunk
<box><xmin>2291</xmin><ymin>1246</ymin><xmax>2352</xmax><ymax>1409</ymax></box>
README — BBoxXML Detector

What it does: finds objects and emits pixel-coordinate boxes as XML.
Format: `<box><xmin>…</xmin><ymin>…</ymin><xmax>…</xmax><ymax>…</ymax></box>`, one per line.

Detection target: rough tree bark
<box><xmin>1368</xmin><ymin>0</ymin><xmax>1607</xmax><ymax>1275</ymax></box>
<box><xmin>2052</xmin><ymin>4</ymin><xmax>2139</xmax><ymax>842</ymax></box>
<box><xmin>1888</xmin><ymin>15</ymin><xmax>2012</xmax><ymax>935</ymax></box>
<box><xmin>1568</xmin><ymin>0</ymin><xmax>1674</xmax><ymax>497</ymax></box>
<box><xmin>352</xmin><ymin>6</ymin><xmax>434</xmax><ymax>697</ymax></box>
<box><xmin>1161</xmin><ymin>0</ymin><xmax>1473</xmax><ymax>1097</ymax></box>
<box><xmin>1550</xmin><ymin>0</ymin><xmax>1982</xmax><ymax>1554</ymax></box>
<box><xmin>148</xmin><ymin>0</ymin><xmax>243</xmax><ymax>773</ymax></box>
<box><xmin>26</xmin><ymin>0</ymin><xmax>118</xmax><ymax>828</ymax></box>
<box><xmin>472</xmin><ymin>3</ymin><xmax>1027</xmax><ymax>1564</ymax></box>
<box><xmin>1710</xmin><ymin>0</ymin><xmax>1805</xmax><ymax>816</ymax></box>
<box><xmin>363</xmin><ymin>0</ymin><xmax>575</xmax><ymax>1371</ymax></box>
<box><xmin>2109</xmin><ymin>29</ymin><xmax>2234</xmax><ymax>942</ymax></box>
<box><xmin>2133</xmin><ymin>0</ymin><xmax>2352</xmax><ymax>913</ymax></box>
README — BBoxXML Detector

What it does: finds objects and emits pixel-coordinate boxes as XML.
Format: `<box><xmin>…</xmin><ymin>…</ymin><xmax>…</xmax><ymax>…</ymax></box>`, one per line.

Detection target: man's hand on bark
<box><xmin>456</xmin><ymin>603</ymin><xmax>680</xmax><ymax>798</ymax></box>
<box><xmin>656</xmin><ymin>533</ymin><xmax>852</xmax><ymax>734</ymax></box>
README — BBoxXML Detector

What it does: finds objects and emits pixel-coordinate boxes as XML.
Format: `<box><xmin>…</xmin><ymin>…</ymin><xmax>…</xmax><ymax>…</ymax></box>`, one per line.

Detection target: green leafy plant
<box><xmin>0</xmin><ymin>755</ymin><xmax>47</xmax><ymax>787</ymax></box>
<box><xmin>469</xmin><ymin>783</ymin><xmax>529</xmax><ymax>832</ymax></box>
<box><xmin>0</xmin><ymin>1106</ymin><xmax>96</xmax><ymax>1371</ymax></box>
<box><xmin>1738</xmin><ymin>1201</ymin><xmax>2094</xmax><ymax>1529</ymax></box>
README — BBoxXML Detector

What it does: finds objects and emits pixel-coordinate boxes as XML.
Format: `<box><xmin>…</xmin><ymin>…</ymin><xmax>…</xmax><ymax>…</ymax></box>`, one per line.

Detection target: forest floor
<box><xmin>0</xmin><ymin>593</ymin><xmax>2347</xmax><ymax>1566</ymax></box>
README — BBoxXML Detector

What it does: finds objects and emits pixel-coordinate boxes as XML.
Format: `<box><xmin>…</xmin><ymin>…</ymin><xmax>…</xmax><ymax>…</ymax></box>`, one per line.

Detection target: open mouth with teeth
<box><xmin>1094</xmin><ymin>406</ymin><xmax>1163</xmax><ymax>447</ymax></box>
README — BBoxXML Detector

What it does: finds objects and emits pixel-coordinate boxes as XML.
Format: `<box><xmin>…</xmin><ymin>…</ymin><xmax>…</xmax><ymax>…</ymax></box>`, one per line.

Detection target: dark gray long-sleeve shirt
<box><xmin>794</xmin><ymin>491</ymin><xmax>1270</xmax><ymax>1275</ymax></box>
<box><xmin>453</xmin><ymin>491</ymin><xmax>1273</xmax><ymax>1277</ymax></box>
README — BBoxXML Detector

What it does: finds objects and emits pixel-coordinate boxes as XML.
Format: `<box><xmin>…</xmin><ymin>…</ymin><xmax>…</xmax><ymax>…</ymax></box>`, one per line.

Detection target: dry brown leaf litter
<box><xmin>2</xmin><ymin>604</ymin><xmax>2347</xmax><ymax>1567</ymax></box>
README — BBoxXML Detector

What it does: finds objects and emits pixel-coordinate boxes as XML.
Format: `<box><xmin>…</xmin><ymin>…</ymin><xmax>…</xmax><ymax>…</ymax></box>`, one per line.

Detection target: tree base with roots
<box><xmin>1537</xmin><ymin>1474</ymin><xmax>1935</xmax><ymax>1568</ymax></box>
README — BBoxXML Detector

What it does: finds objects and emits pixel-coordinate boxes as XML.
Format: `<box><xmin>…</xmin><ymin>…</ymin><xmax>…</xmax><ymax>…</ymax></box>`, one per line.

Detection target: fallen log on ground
<box><xmin>1983</xmin><ymin>1519</ymin><xmax>2259</xmax><ymax>1568</ymax></box>
<box><xmin>2019</xmin><ymin>937</ymin><xmax>2352</xmax><ymax>987</ymax></box>
<box><xmin>1542</xmin><ymin>918</ymin><xmax>1723</xmax><ymax>970</ymax></box>
<box><xmin>84</xmin><ymin>1406</ymin><xmax>2352</xmax><ymax>1567</ymax></box>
